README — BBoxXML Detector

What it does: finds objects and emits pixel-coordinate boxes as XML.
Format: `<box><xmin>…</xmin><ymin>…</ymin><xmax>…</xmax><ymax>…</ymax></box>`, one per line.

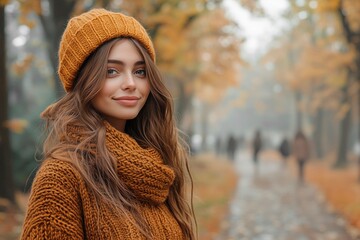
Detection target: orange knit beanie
<box><xmin>58</xmin><ymin>8</ymin><xmax>155</xmax><ymax>92</ymax></box>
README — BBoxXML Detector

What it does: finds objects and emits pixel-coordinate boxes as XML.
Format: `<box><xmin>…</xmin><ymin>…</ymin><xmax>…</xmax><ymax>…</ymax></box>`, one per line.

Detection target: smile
<box><xmin>113</xmin><ymin>96</ymin><xmax>140</xmax><ymax>106</ymax></box>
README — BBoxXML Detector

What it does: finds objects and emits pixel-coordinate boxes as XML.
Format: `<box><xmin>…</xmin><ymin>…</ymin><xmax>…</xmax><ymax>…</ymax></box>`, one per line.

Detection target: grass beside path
<box><xmin>260</xmin><ymin>150</ymin><xmax>360</xmax><ymax>238</ymax></box>
<box><xmin>305</xmin><ymin>156</ymin><xmax>360</xmax><ymax>234</ymax></box>
<box><xmin>190</xmin><ymin>153</ymin><xmax>238</xmax><ymax>240</ymax></box>
<box><xmin>279</xmin><ymin>150</ymin><xmax>360</xmax><ymax>238</ymax></box>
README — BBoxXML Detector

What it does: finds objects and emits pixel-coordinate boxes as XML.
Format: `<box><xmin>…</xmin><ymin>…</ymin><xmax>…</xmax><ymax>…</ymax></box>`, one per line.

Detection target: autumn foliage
<box><xmin>306</xmin><ymin>158</ymin><xmax>360</xmax><ymax>230</ymax></box>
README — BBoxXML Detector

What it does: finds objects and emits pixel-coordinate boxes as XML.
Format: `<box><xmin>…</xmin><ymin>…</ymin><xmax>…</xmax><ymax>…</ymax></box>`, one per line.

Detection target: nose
<box><xmin>121</xmin><ymin>72</ymin><xmax>136</xmax><ymax>91</ymax></box>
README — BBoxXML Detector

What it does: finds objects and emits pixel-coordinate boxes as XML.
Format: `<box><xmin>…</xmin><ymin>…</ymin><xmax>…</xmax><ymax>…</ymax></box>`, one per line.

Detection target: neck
<box><xmin>105</xmin><ymin>118</ymin><xmax>126</xmax><ymax>132</ymax></box>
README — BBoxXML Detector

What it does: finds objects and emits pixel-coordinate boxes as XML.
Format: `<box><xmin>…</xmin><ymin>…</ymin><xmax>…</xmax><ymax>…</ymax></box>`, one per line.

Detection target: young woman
<box><xmin>21</xmin><ymin>8</ymin><xmax>196</xmax><ymax>239</ymax></box>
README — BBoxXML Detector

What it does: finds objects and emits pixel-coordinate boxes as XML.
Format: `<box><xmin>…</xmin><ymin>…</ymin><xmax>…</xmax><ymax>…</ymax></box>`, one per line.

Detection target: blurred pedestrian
<box><xmin>293</xmin><ymin>130</ymin><xmax>310</xmax><ymax>183</ymax></box>
<box><xmin>227</xmin><ymin>135</ymin><xmax>237</xmax><ymax>160</ymax></box>
<box><xmin>21</xmin><ymin>9</ymin><xmax>195</xmax><ymax>239</ymax></box>
<box><xmin>252</xmin><ymin>130</ymin><xmax>262</xmax><ymax>166</ymax></box>
<box><xmin>278</xmin><ymin>137</ymin><xmax>291</xmax><ymax>166</ymax></box>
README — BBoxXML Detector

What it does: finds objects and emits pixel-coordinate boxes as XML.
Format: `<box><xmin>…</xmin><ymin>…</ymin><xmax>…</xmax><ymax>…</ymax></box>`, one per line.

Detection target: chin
<box><xmin>120</xmin><ymin>113</ymin><xmax>140</xmax><ymax>120</ymax></box>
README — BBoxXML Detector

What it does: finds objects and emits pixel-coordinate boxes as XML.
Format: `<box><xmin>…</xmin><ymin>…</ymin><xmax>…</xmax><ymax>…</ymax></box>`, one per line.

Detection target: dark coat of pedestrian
<box><xmin>227</xmin><ymin>135</ymin><xmax>237</xmax><ymax>160</ymax></box>
<box><xmin>293</xmin><ymin>130</ymin><xmax>310</xmax><ymax>182</ymax></box>
<box><xmin>279</xmin><ymin>138</ymin><xmax>291</xmax><ymax>165</ymax></box>
<box><xmin>252</xmin><ymin>130</ymin><xmax>262</xmax><ymax>165</ymax></box>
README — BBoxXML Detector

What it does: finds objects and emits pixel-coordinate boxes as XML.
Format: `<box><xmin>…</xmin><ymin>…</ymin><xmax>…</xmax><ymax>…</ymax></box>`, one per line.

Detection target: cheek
<box><xmin>98</xmin><ymin>81</ymin><xmax>115</xmax><ymax>96</ymax></box>
<box><xmin>91</xmin><ymin>86</ymin><xmax>110</xmax><ymax>110</ymax></box>
<box><xmin>143</xmin><ymin>81</ymin><xmax>151</xmax><ymax>98</ymax></box>
<box><xmin>90</xmin><ymin>94</ymin><xmax>103</xmax><ymax>112</ymax></box>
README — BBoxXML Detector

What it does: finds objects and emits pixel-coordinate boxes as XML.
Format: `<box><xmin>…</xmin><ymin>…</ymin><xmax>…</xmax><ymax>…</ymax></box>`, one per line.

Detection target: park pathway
<box><xmin>216</xmin><ymin>151</ymin><xmax>358</xmax><ymax>240</ymax></box>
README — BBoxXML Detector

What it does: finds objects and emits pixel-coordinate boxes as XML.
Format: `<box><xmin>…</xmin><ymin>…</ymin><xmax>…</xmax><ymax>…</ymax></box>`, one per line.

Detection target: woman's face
<box><xmin>91</xmin><ymin>39</ymin><xmax>150</xmax><ymax>132</ymax></box>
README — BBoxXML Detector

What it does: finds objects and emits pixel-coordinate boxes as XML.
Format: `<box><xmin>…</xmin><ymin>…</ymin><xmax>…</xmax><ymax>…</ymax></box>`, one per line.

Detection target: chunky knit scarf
<box><xmin>104</xmin><ymin>121</ymin><xmax>175</xmax><ymax>204</ymax></box>
<box><xmin>66</xmin><ymin>121</ymin><xmax>176</xmax><ymax>204</ymax></box>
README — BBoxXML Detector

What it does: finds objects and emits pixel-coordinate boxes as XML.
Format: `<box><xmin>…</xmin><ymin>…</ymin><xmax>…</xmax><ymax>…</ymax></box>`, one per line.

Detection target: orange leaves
<box><xmin>335</xmin><ymin>103</ymin><xmax>350</xmax><ymax>121</ymax></box>
<box><xmin>317</xmin><ymin>0</ymin><xmax>360</xmax><ymax>32</ymax></box>
<box><xmin>312</xmin><ymin>87</ymin><xmax>340</xmax><ymax>110</ymax></box>
<box><xmin>153</xmin><ymin>5</ymin><xmax>203</xmax><ymax>65</ymax></box>
<box><xmin>327</xmin><ymin>47</ymin><xmax>356</xmax><ymax>70</ymax></box>
<box><xmin>201</xmin><ymin>8</ymin><xmax>231</xmax><ymax>32</ymax></box>
<box><xmin>306</xmin><ymin>159</ymin><xmax>360</xmax><ymax>230</ymax></box>
<box><xmin>3</xmin><ymin>119</ymin><xmax>29</xmax><ymax>134</ymax></box>
<box><xmin>11</xmin><ymin>54</ymin><xmax>34</xmax><ymax>76</ymax></box>
<box><xmin>262</xmin><ymin>0</ymin><xmax>356</xmax><ymax>109</ymax></box>
<box><xmin>19</xmin><ymin>0</ymin><xmax>42</xmax><ymax>15</ymax></box>
<box><xmin>18</xmin><ymin>15</ymin><xmax>35</xmax><ymax>29</ymax></box>
<box><xmin>186</xmin><ymin>8</ymin><xmax>244</xmax><ymax>104</ymax></box>
<box><xmin>328</xmin><ymin>73</ymin><xmax>347</xmax><ymax>89</ymax></box>
<box><xmin>0</xmin><ymin>0</ymin><xmax>10</xmax><ymax>6</ymax></box>
<box><xmin>343</xmin><ymin>0</ymin><xmax>360</xmax><ymax>32</ymax></box>
<box><xmin>292</xmin><ymin>46</ymin><xmax>354</xmax><ymax>89</ymax></box>
<box><xmin>316</xmin><ymin>0</ymin><xmax>341</xmax><ymax>12</ymax></box>
<box><xmin>18</xmin><ymin>0</ymin><xmax>42</xmax><ymax>28</ymax></box>
<box><xmin>1</xmin><ymin>0</ymin><xmax>42</xmax><ymax>28</ymax></box>
<box><xmin>274</xmin><ymin>40</ymin><xmax>354</xmax><ymax>115</ymax></box>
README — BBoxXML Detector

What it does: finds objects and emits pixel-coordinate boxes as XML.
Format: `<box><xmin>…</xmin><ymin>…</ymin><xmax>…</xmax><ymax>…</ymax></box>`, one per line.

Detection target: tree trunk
<box><xmin>334</xmin><ymin>74</ymin><xmax>351</xmax><ymax>168</ymax></box>
<box><xmin>354</xmin><ymin>36</ymin><xmax>360</xmax><ymax>182</ymax></box>
<box><xmin>336</xmin><ymin>1</ymin><xmax>359</xmax><ymax>170</ymax></box>
<box><xmin>358</xmin><ymin>85</ymin><xmax>360</xmax><ymax>182</ymax></box>
<box><xmin>175</xmin><ymin>81</ymin><xmax>192</xmax><ymax>129</ymax></box>
<box><xmin>357</xmin><ymin>53</ymin><xmax>360</xmax><ymax>182</ymax></box>
<box><xmin>0</xmin><ymin>5</ymin><xmax>15</xmax><ymax>203</ymax></box>
<box><xmin>334</xmin><ymin>107</ymin><xmax>351</xmax><ymax>168</ymax></box>
<box><xmin>38</xmin><ymin>0</ymin><xmax>77</xmax><ymax>97</ymax></box>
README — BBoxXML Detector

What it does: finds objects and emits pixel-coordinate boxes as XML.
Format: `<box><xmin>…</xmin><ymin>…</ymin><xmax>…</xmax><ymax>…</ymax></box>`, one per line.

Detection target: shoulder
<box><xmin>27</xmin><ymin>159</ymin><xmax>84</xmax><ymax>215</ymax></box>
<box><xmin>37</xmin><ymin>158</ymin><xmax>80</xmax><ymax>178</ymax></box>
<box><xmin>22</xmin><ymin>159</ymin><xmax>85</xmax><ymax>239</ymax></box>
<box><xmin>32</xmin><ymin>158</ymin><xmax>82</xmax><ymax>192</ymax></box>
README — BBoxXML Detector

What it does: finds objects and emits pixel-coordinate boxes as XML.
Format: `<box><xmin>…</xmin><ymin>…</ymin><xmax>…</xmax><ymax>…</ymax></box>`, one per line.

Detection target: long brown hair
<box><xmin>41</xmin><ymin>38</ymin><xmax>196</xmax><ymax>239</ymax></box>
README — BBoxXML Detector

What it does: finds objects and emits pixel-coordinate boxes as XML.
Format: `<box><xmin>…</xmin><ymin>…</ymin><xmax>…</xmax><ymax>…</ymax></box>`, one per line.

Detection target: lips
<box><xmin>112</xmin><ymin>96</ymin><xmax>140</xmax><ymax>106</ymax></box>
<box><xmin>113</xmin><ymin>96</ymin><xmax>140</xmax><ymax>100</ymax></box>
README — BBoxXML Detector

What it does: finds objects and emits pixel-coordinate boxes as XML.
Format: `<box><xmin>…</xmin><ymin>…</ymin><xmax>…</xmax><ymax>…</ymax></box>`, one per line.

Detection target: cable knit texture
<box><xmin>21</xmin><ymin>122</ymin><xmax>184</xmax><ymax>239</ymax></box>
<box><xmin>58</xmin><ymin>8</ymin><xmax>156</xmax><ymax>92</ymax></box>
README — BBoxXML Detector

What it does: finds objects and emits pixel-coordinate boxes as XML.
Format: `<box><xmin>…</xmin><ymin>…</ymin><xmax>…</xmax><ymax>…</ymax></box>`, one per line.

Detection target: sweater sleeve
<box><xmin>21</xmin><ymin>160</ymin><xmax>84</xmax><ymax>239</ymax></box>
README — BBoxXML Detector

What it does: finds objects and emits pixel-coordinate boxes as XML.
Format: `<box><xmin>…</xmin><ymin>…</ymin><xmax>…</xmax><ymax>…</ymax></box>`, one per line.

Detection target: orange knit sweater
<box><xmin>21</xmin><ymin>122</ymin><xmax>184</xmax><ymax>239</ymax></box>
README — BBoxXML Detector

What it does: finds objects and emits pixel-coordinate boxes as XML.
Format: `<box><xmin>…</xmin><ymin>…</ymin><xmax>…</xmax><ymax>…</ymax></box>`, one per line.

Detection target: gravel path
<box><xmin>216</xmin><ymin>151</ymin><xmax>358</xmax><ymax>240</ymax></box>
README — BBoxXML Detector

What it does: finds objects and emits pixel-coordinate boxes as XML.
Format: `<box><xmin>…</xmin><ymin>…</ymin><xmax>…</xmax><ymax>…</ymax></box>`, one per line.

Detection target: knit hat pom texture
<box><xmin>58</xmin><ymin>8</ymin><xmax>155</xmax><ymax>92</ymax></box>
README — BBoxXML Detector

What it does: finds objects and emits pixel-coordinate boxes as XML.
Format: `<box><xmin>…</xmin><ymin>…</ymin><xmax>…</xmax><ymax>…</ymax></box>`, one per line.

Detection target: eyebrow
<box><xmin>107</xmin><ymin>59</ymin><xmax>145</xmax><ymax>66</ymax></box>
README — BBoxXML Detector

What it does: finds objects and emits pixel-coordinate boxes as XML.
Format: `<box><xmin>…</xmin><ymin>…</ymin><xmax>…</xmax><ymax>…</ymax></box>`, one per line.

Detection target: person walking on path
<box><xmin>293</xmin><ymin>130</ymin><xmax>310</xmax><ymax>183</ymax></box>
<box><xmin>226</xmin><ymin>135</ymin><xmax>237</xmax><ymax>161</ymax></box>
<box><xmin>278</xmin><ymin>137</ymin><xmax>291</xmax><ymax>166</ymax></box>
<box><xmin>252</xmin><ymin>130</ymin><xmax>262</xmax><ymax>167</ymax></box>
<box><xmin>21</xmin><ymin>8</ymin><xmax>196</xmax><ymax>240</ymax></box>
